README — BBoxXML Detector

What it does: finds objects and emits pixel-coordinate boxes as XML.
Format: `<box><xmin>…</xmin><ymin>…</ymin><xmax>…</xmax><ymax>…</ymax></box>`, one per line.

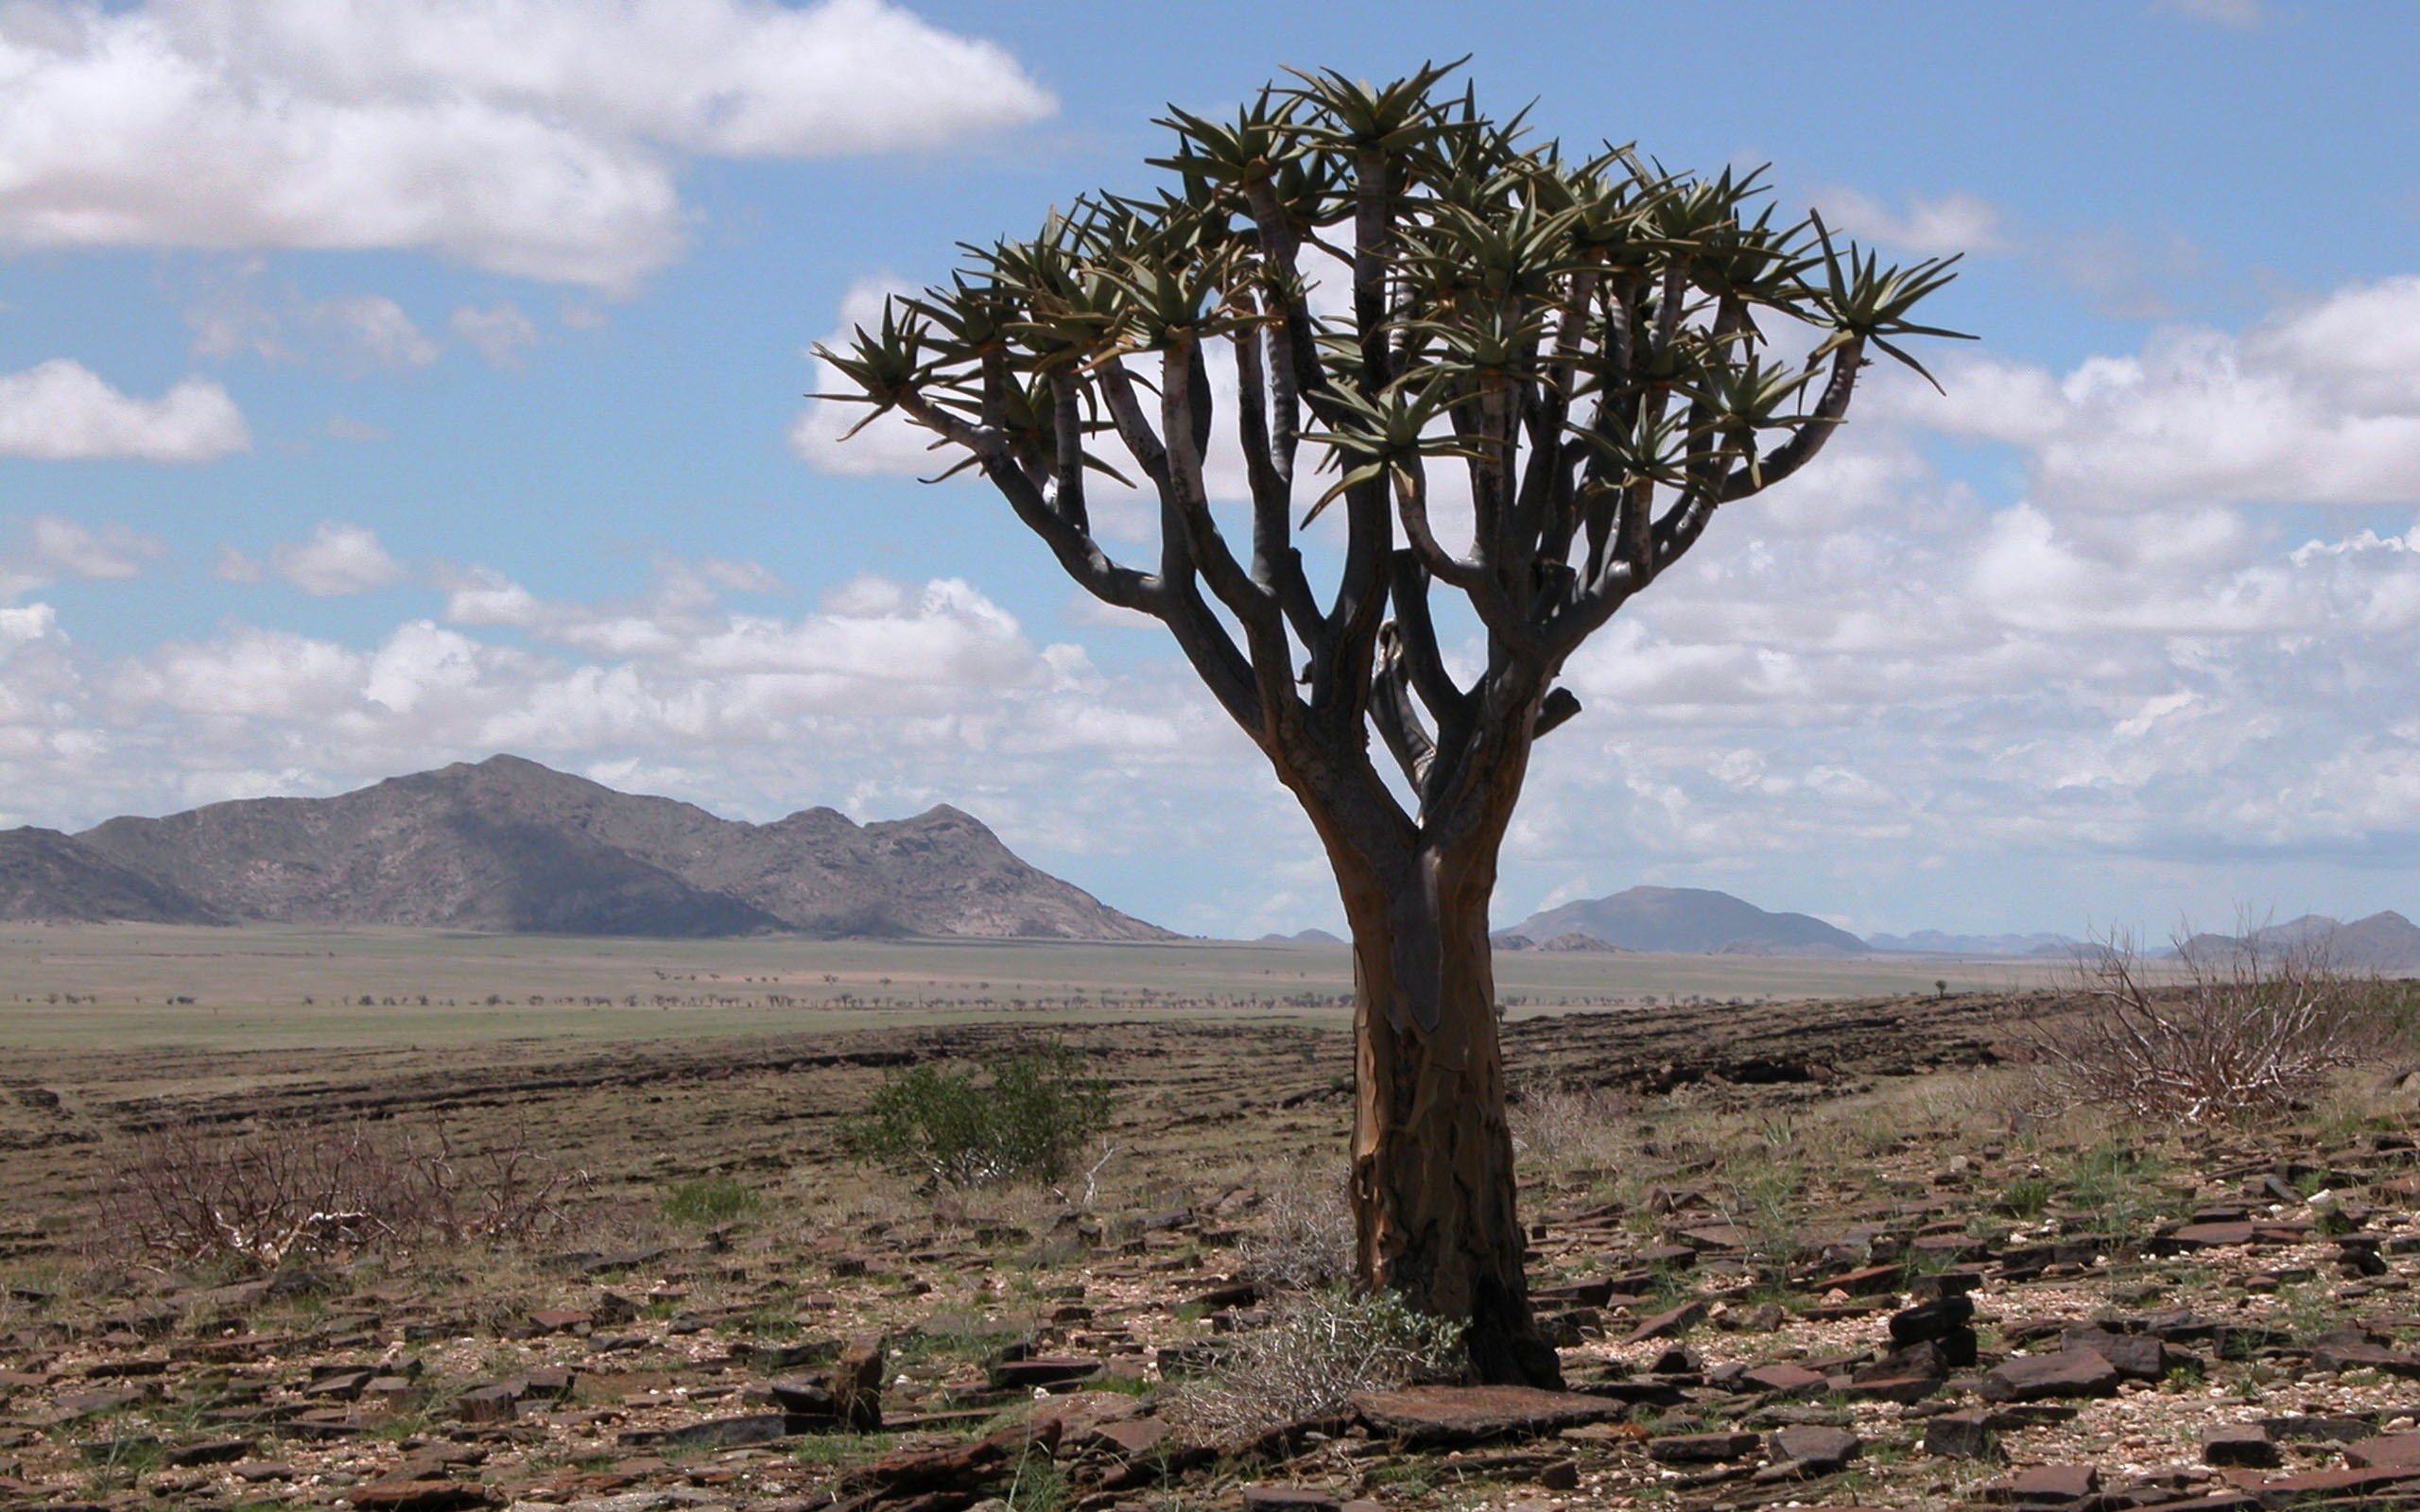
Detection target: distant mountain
<box><xmin>1257</xmin><ymin>928</ymin><xmax>1343</xmax><ymax>945</ymax></box>
<box><xmin>2173</xmin><ymin>912</ymin><xmax>2420</xmax><ymax>972</ymax></box>
<box><xmin>18</xmin><ymin>755</ymin><xmax>1172</xmax><ymax>941</ymax></box>
<box><xmin>1510</xmin><ymin>885</ymin><xmax>1866</xmax><ymax>956</ymax></box>
<box><xmin>1866</xmin><ymin>929</ymin><xmax>2085</xmax><ymax>958</ymax></box>
<box><xmin>0</xmin><ymin>828</ymin><xmax>226</xmax><ymax>926</ymax></box>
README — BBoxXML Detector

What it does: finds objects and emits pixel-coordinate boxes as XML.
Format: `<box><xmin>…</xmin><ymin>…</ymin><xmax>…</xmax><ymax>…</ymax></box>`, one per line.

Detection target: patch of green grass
<box><xmin>662</xmin><ymin>1176</ymin><xmax>761</xmax><ymax>1228</ymax></box>
<box><xmin>1003</xmin><ymin>1449</ymin><xmax>1068</xmax><ymax>1512</ymax></box>
<box><xmin>793</xmin><ymin>1431</ymin><xmax>899</xmax><ymax>1466</ymax></box>
<box><xmin>1997</xmin><ymin>1175</ymin><xmax>2054</xmax><ymax>1217</ymax></box>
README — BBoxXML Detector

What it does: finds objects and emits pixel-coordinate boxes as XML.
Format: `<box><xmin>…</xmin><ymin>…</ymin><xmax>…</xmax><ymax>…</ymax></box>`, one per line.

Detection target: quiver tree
<box><xmin>818</xmin><ymin>61</ymin><xmax>1965</xmax><ymax>1385</ymax></box>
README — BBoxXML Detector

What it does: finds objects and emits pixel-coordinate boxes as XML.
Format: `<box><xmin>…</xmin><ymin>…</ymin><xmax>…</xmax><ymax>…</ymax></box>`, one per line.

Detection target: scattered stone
<box><xmin>1888</xmin><ymin>1294</ymin><xmax>1974</xmax><ymax>1346</ymax></box>
<box><xmin>1644</xmin><ymin>1430</ymin><xmax>1761</xmax><ymax>1465</ymax></box>
<box><xmin>453</xmin><ymin>1384</ymin><xmax>520</xmax><ymax>1424</ymax></box>
<box><xmin>2203</xmin><ymin>1425</ymin><xmax>2280</xmax><ymax>1468</ymax></box>
<box><xmin>1977</xmin><ymin>1349</ymin><xmax>2121</xmax><ymax>1402</ymax></box>
<box><xmin>989</xmin><ymin>1354</ymin><xmax>1101</xmax><ymax>1390</ymax></box>
<box><xmin>349</xmin><ymin>1481</ymin><xmax>496</xmax><ymax>1511</ymax></box>
<box><xmin>616</xmin><ymin>1413</ymin><xmax>789</xmax><ymax>1450</ymax></box>
<box><xmin>1621</xmin><ymin>1299</ymin><xmax>1706</xmax><ymax>1343</ymax></box>
<box><xmin>2346</xmin><ymin>1432</ymin><xmax>2420</xmax><ymax>1469</ymax></box>
<box><xmin>1923</xmin><ymin>1411</ymin><xmax>1998</xmax><ymax>1460</ymax></box>
<box><xmin>1237</xmin><ymin>1487</ymin><xmax>1340</xmax><ymax>1512</ymax></box>
<box><xmin>830</xmin><ymin>1334</ymin><xmax>885</xmax><ymax>1428</ymax></box>
<box><xmin>1981</xmin><ymin>1464</ymin><xmax>2098</xmax><ymax>1506</ymax></box>
<box><xmin>1769</xmin><ymin>1424</ymin><xmax>1861</xmax><ymax>1473</ymax></box>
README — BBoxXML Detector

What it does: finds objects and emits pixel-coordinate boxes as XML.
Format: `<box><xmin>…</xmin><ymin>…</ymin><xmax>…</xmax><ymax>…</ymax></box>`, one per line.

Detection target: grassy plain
<box><xmin>0</xmin><ymin>923</ymin><xmax>2071</xmax><ymax>1051</ymax></box>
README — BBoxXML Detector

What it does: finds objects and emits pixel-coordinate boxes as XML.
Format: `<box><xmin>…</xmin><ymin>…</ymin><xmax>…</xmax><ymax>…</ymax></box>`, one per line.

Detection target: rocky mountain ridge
<box><xmin>2</xmin><ymin>755</ymin><xmax>1170</xmax><ymax>941</ymax></box>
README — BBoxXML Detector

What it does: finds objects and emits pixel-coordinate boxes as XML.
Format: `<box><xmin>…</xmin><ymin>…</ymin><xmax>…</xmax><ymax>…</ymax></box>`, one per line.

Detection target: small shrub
<box><xmin>1172</xmin><ymin>1286</ymin><xmax>1462</xmax><ymax>1438</ymax></box>
<box><xmin>93</xmin><ymin>1115</ymin><xmax>585</xmax><ymax>1269</ymax></box>
<box><xmin>2026</xmin><ymin>930</ymin><xmax>2383</xmax><ymax>1125</ymax></box>
<box><xmin>662</xmin><ymin>1176</ymin><xmax>760</xmax><ymax>1227</ymax></box>
<box><xmin>844</xmin><ymin>1042</ymin><xmax>1111</xmax><ymax>1187</ymax></box>
<box><xmin>1507</xmin><ymin>1083</ymin><xmax>1632</xmax><ymax>1171</ymax></box>
<box><xmin>1237</xmin><ymin>1160</ymin><xmax>1356</xmax><ymax>1292</ymax></box>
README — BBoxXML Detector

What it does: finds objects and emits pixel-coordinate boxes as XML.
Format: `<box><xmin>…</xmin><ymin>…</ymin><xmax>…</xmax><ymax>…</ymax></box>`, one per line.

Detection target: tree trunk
<box><xmin>1337</xmin><ymin>844</ymin><xmax>1562</xmax><ymax>1388</ymax></box>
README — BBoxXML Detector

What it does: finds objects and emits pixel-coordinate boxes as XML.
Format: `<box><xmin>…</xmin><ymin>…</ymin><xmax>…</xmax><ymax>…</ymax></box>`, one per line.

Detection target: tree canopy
<box><xmin>819</xmin><ymin>59</ymin><xmax>1965</xmax><ymax>858</ymax></box>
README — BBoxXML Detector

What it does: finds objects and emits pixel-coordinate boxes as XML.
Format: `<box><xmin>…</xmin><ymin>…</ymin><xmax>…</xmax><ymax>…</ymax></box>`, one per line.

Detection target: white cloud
<box><xmin>451</xmin><ymin>301</ymin><xmax>539</xmax><ymax>368</ymax></box>
<box><xmin>1895</xmin><ymin>275</ymin><xmax>2420</xmax><ymax>508</ymax></box>
<box><xmin>324</xmin><ymin>414</ymin><xmax>389</xmax><ymax>443</ymax></box>
<box><xmin>19</xmin><ymin>516</ymin><xmax>164</xmax><ymax>579</ymax></box>
<box><xmin>2159</xmin><ymin>0</ymin><xmax>2267</xmax><ymax>26</ymax></box>
<box><xmin>272</xmin><ymin>522</ymin><xmax>406</xmax><ymax>596</ymax></box>
<box><xmin>1816</xmin><ymin>187</ymin><xmax>2009</xmax><ymax>258</ymax></box>
<box><xmin>213</xmin><ymin>543</ymin><xmax>264</xmax><ymax>583</ymax></box>
<box><xmin>0</xmin><ymin>359</ymin><xmax>249</xmax><ymax>461</ymax></box>
<box><xmin>315</xmin><ymin>295</ymin><xmax>438</xmax><ymax>369</ymax></box>
<box><xmin>0</xmin><ymin>0</ymin><xmax>1056</xmax><ymax>290</ymax></box>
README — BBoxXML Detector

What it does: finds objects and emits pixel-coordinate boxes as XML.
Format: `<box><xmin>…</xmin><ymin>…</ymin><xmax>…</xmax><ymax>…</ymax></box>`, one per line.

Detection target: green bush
<box><xmin>662</xmin><ymin>1176</ymin><xmax>760</xmax><ymax>1227</ymax></box>
<box><xmin>845</xmin><ymin>1043</ymin><xmax>1111</xmax><ymax>1187</ymax></box>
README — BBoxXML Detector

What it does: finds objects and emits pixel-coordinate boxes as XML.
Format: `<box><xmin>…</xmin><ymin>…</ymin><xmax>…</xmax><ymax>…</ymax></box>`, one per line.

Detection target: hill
<box><xmin>28</xmin><ymin>755</ymin><xmax>1170</xmax><ymax>940</ymax></box>
<box><xmin>0</xmin><ymin>828</ymin><xmax>227</xmax><ymax>925</ymax></box>
<box><xmin>1510</xmin><ymin>885</ymin><xmax>1866</xmax><ymax>955</ymax></box>
<box><xmin>1865</xmin><ymin>929</ymin><xmax>2083</xmax><ymax>958</ymax></box>
<box><xmin>2174</xmin><ymin>912</ymin><xmax>2420</xmax><ymax>972</ymax></box>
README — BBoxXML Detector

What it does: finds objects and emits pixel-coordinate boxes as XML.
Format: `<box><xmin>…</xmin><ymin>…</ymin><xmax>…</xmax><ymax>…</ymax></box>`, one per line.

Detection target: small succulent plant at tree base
<box><xmin>816</xmin><ymin>59</ymin><xmax>1965</xmax><ymax>1384</ymax></box>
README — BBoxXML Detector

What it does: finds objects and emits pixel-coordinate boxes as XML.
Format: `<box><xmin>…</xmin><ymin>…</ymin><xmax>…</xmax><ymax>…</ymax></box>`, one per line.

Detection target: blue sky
<box><xmin>2</xmin><ymin>0</ymin><xmax>2416</xmax><ymax>940</ymax></box>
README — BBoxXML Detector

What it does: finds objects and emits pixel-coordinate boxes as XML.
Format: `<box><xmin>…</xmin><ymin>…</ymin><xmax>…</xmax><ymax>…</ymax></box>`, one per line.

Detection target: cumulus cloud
<box><xmin>0</xmin><ymin>0</ymin><xmax>1056</xmax><ymax>290</ymax></box>
<box><xmin>272</xmin><ymin>522</ymin><xmax>406</xmax><ymax>595</ymax></box>
<box><xmin>315</xmin><ymin>295</ymin><xmax>439</xmax><ymax>369</ymax></box>
<box><xmin>0</xmin><ymin>559</ymin><xmax>1254</xmax><ymax>872</ymax></box>
<box><xmin>1893</xmin><ymin>275</ymin><xmax>2420</xmax><ymax>508</ymax></box>
<box><xmin>0</xmin><ymin>359</ymin><xmax>249</xmax><ymax>461</ymax></box>
<box><xmin>451</xmin><ymin>302</ymin><xmax>539</xmax><ymax>368</ymax></box>
<box><xmin>213</xmin><ymin>544</ymin><xmax>264</xmax><ymax>583</ymax></box>
<box><xmin>16</xmin><ymin>516</ymin><xmax>164</xmax><ymax>579</ymax></box>
<box><xmin>1816</xmin><ymin>187</ymin><xmax>2009</xmax><ymax>258</ymax></box>
<box><xmin>2159</xmin><ymin>0</ymin><xmax>2268</xmax><ymax>26</ymax></box>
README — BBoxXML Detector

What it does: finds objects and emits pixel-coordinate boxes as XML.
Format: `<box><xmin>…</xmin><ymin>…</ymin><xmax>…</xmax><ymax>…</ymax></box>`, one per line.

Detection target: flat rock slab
<box><xmin>349</xmin><ymin>1482</ymin><xmax>496</xmax><ymax>1512</ymax></box>
<box><xmin>2204</xmin><ymin>1427</ymin><xmax>2279</xmax><ymax>1469</ymax></box>
<box><xmin>1350</xmin><ymin>1385</ymin><xmax>1624</xmax><ymax>1447</ymax></box>
<box><xmin>1237</xmin><ymin>1487</ymin><xmax>1341</xmax><ymax>1512</ymax></box>
<box><xmin>2309</xmin><ymin>1340</ymin><xmax>2420</xmax><ymax>1378</ymax></box>
<box><xmin>1621</xmin><ymin>1300</ymin><xmax>1706</xmax><ymax>1344</ymax></box>
<box><xmin>1771</xmin><ymin>1425</ymin><xmax>1862</xmax><ymax>1471</ymax></box>
<box><xmin>991</xmin><ymin>1355</ymin><xmax>1102</xmax><ymax>1389</ymax></box>
<box><xmin>616</xmin><ymin>1413</ymin><xmax>789</xmax><ymax>1450</ymax></box>
<box><xmin>1922</xmin><ymin>1411</ymin><xmax>1997</xmax><ymax>1460</ymax></box>
<box><xmin>1645</xmin><ymin>1431</ymin><xmax>1761</xmax><ymax>1465</ymax></box>
<box><xmin>1982</xmin><ymin>1464</ymin><xmax>2099</xmax><ymax>1506</ymax></box>
<box><xmin>1978</xmin><ymin>1349</ymin><xmax>2120</xmax><ymax>1402</ymax></box>
<box><xmin>1742</xmin><ymin>1363</ymin><xmax>1828</xmax><ymax>1395</ymax></box>
<box><xmin>2346</xmin><ymin>1432</ymin><xmax>2420</xmax><ymax>1469</ymax></box>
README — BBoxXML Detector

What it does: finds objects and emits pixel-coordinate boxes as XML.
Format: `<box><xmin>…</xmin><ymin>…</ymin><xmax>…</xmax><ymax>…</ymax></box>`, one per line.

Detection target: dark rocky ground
<box><xmin>7</xmin><ymin>990</ymin><xmax>2420</xmax><ymax>1512</ymax></box>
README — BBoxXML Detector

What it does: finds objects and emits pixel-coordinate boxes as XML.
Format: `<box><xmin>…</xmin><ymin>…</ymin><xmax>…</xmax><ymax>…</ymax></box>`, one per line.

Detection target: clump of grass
<box><xmin>661</xmin><ymin>1176</ymin><xmax>760</xmax><ymax>1228</ymax></box>
<box><xmin>1998</xmin><ymin>1175</ymin><xmax>2055</xmax><ymax>1217</ymax></box>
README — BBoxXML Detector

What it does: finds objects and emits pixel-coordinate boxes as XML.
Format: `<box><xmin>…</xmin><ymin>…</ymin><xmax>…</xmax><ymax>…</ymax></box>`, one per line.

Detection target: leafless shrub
<box><xmin>1508</xmin><ymin>1082</ymin><xmax>1633</xmax><ymax>1169</ymax></box>
<box><xmin>1236</xmin><ymin>1160</ymin><xmax>1355</xmax><ymax>1292</ymax></box>
<box><xmin>1169</xmin><ymin>1286</ymin><xmax>1461</xmax><ymax>1439</ymax></box>
<box><xmin>2025</xmin><ymin>927</ymin><xmax>2384</xmax><ymax>1126</ymax></box>
<box><xmin>94</xmin><ymin>1114</ymin><xmax>588</xmax><ymax>1269</ymax></box>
